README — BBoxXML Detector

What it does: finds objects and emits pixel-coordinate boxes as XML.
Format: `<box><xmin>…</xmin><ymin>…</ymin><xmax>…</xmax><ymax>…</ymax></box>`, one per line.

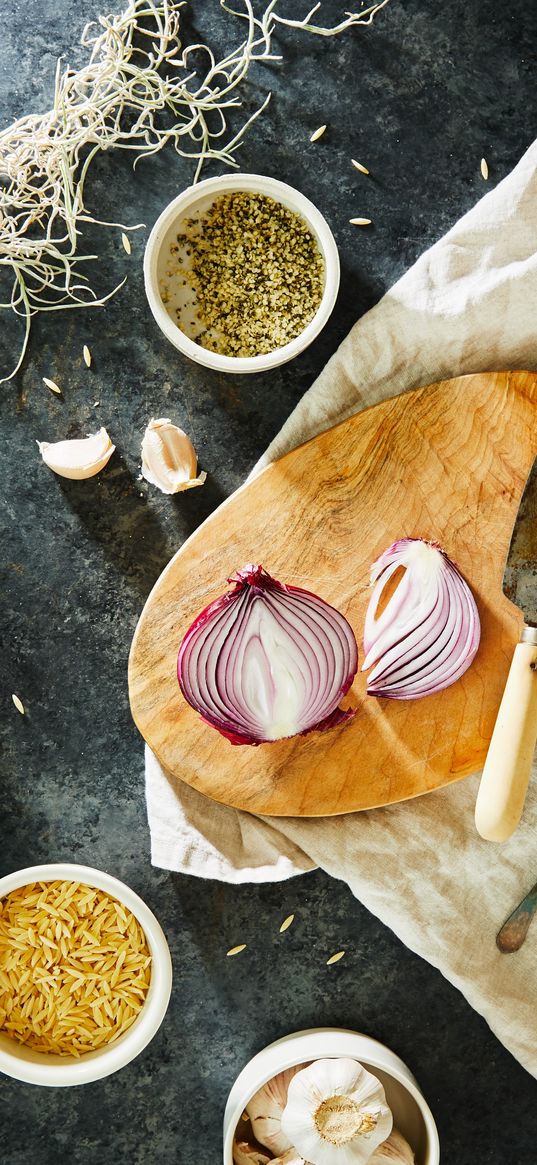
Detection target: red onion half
<box><xmin>362</xmin><ymin>538</ymin><xmax>480</xmax><ymax>699</ymax></box>
<box><xmin>178</xmin><ymin>565</ymin><xmax>358</xmax><ymax>745</ymax></box>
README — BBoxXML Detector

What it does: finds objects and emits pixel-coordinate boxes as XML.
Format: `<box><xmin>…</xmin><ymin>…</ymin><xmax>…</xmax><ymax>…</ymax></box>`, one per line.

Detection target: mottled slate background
<box><xmin>1</xmin><ymin>1</ymin><xmax>536</xmax><ymax>1161</ymax></box>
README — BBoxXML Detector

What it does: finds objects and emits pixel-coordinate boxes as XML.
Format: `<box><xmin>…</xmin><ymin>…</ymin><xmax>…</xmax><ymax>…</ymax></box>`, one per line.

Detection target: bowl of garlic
<box><xmin>223</xmin><ymin>1029</ymin><xmax>440</xmax><ymax>1165</ymax></box>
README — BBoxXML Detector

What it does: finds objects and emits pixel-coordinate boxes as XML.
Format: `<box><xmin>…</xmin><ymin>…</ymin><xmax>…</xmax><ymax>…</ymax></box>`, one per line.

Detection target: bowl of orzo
<box><xmin>144</xmin><ymin>173</ymin><xmax>340</xmax><ymax>374</ymax></box>
<box><xmin>0</xmin><ymin>863</ymin><xmax>172</xmax><ymax>1086</ymax></box>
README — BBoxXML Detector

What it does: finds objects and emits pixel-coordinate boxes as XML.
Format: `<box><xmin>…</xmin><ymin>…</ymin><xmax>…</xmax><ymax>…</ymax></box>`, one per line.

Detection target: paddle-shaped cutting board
<box><xmin>129</xmin><ymin>371</ymin><xmax>537</xmax><ymax>816</ymax></box>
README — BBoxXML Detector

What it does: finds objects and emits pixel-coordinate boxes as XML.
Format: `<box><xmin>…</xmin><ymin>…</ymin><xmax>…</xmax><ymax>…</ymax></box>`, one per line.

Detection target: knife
<box><xmin>496</xmin><ymin>878</ymin><xmax>537</xmax><ymax>952</ymax></box>
<box><xmin>475</xmin><ymin>453</ymin><xmax>537</xmax><ymax>842</ymax></box>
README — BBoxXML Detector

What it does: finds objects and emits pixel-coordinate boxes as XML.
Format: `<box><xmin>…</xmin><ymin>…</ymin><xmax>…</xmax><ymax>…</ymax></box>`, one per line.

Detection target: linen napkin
<box><xmin>145</xmin><ymin>138</ymin><xmax>537</xmax><ymax>1077</ymax></box>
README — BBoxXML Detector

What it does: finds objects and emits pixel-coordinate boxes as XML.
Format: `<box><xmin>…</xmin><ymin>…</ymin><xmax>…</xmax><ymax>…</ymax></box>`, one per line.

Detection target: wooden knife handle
<box><xmin>475</xmin><ymin>635</ymin><xmax>537</xmax><ymax>842</ymax></box>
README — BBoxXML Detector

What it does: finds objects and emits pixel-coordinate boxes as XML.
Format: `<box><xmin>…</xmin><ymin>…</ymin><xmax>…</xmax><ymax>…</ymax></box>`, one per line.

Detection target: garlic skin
<box><xmin>272</xmin><ymin>1152</ymin><xmax>310</xmax><ymax>1164</ymax></box>
<box><xmin>141</xmin><ymin>417</ymin><xmax>206</xmax><ymax>494</ymax></box>
<box><xmin>370</xmin><ymin>1130</ymin><xmax>415</xmax><ymax>1163</ymax></box>
<box><xmin>233</xmin><ymin>1141</ymin><xmax>271</xmax><ymax>1165</ymax></box>
<box><xmin>245</xmin><ymin>1064</ymin><xmax>311</xmax><ymax>1156</ymax></box>
<box><xmin>38</xmin><ymin>428</ymin><xmax>115</xmax><ymax>480</ymax></box>
<box><xmin>281</xmin><ymin>1058</ymin><xmax>393</xmax><ymax>1165</ymax></box>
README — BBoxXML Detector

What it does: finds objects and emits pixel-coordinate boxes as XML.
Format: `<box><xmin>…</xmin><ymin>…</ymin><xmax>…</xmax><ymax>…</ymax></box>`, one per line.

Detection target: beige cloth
<box><xmin>146</xmin><ymin>139</ymin><xmax>537</xmax><ymax>1077</ymax></box>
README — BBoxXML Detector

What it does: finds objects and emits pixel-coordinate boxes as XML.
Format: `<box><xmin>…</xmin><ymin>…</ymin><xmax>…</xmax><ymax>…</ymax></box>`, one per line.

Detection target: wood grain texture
<box><xmin>128</xmin><ymin>372</ymin><xmax>537</xmax><ymax>816</ymax></box>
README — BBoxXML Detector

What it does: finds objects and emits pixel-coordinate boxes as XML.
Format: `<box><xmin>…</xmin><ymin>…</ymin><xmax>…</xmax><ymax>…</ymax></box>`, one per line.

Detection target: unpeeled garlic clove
<box><xmin>272</xmin><ymin>1152</ymin><xmax>311</xmax><ymax>1164</ymax></box>
<box><xmin>233</xmin><ymin>1141</ymin><xmax>271</xmax><ymax>1165</ymax></box>
<box><xmin>281</xmin><ymin>1058</ymin><xmax>393</xmax><ymax>1165</ymax></box>
<box><xmin>370</xmin><ymin>1129</ymin><xmax>415</xmax><ymax>1163</ymax></box>
<box><xmin>38</xmin><ymin>428</ymin><xmax>115</xmax><ymax>480</ymax></box>
<box><xmin>140</xmin><ymin>417</ymin><xmax>206</xmax><ymax>494</ymax></box>
<box><xmin>245</xmin><ymin>1064</ymin><xmax>311</xmax><ymax>1157</ymax></box>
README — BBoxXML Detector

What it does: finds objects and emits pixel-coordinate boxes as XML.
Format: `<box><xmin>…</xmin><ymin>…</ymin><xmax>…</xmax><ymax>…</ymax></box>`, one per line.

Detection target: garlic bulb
<box><xmin>37</xmin><ymin>428</ymin><xmax>115</xmax><ymax>480</ymax></box>
<box><xmin>245</xmin><ymin>1064</ymin><xmax>311</xmax><ymax>1156</ymax></box>
<box><xmin>272</xmin><ymin>1152</ymin><xmax>310</xmax><ymax>1164</ymax></box>
<box><xmin>370</xmin><ymin>1130</ymin><xmax>415</xmax><ymax>1163</ymax></box>
<box><xmin>140</xmin><ymin>417</ymin><xmax>206</xmax><ymax>494</ymax></box>
<box><xmin>281</xmin><ymin>1059</ymin><xmax>393</xmax><ymax>1165</ymax></box>
<box><xmin>233</xmin><ymin>1141</ymin><xmax>271</xmax><ymax>1165</ymax></box>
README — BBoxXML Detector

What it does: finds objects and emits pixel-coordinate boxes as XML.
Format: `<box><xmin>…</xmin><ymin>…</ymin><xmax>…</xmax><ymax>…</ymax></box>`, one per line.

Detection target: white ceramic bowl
<box><xmin>144</xmin><ymin>173</ymin><xmax>340</xmax><ymax>374</ymax></box>
<box><xmin>0</xmin><ymin>863</ymin><xmax>172</xmax><ymax>1086</ymax></box>
<box><xmin>224</xmin><ymin>1028</ymin><xmax>440</xmax><ymax>1164</ymax></box>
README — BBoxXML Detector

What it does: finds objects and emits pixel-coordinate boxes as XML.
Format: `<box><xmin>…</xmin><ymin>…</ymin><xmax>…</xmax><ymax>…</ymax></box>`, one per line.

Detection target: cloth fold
<box><xmin>145</xmin><ymin>138</ymin><xmax>537</xmax><ymax>1077</ymax></box>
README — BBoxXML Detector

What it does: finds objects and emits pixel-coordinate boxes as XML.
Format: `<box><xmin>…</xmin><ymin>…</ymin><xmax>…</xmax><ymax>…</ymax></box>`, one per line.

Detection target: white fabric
<box><xmin>145</xmin><ymin>139</ymin><xmax>537</xmax><ymax>1077</ymax></box>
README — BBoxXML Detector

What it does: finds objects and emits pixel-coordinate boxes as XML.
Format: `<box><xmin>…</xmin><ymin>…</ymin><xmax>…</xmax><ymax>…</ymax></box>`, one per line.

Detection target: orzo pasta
<box><xmin>0</xmin><ymin>880</ymin><xmax>151</xmax><ymax>1057</ymax></box>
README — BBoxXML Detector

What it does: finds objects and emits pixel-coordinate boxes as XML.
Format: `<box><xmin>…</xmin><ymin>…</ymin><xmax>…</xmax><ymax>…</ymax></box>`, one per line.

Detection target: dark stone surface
<box><xmin>1</xmin><ymin>1</ymin><xmax>536</xmax><ymax>1161</ymax></box>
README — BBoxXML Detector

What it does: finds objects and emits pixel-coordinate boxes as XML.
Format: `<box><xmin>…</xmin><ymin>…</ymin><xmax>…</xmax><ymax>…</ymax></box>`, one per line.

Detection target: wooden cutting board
<box><xmin>129</xmin><ymin>371</ymin><xmax>537</xmax><ymax>816</ymax></box>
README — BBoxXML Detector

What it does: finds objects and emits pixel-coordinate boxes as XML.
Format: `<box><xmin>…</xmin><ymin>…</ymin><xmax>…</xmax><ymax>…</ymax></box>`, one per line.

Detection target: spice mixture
<box><xmin>166</xmin><ymin>191</ymin><xmax>325</xmax><ymax>357</ymax></box>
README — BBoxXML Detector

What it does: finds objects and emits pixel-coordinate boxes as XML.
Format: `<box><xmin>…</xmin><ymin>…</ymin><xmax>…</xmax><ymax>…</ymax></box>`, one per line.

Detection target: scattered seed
<box><xmin>480</xmin><ymin>157</ymin><xmax>489</xmax><ymax>180</ymax></box>
<box><xmin>310</xmin><ymin>125</ymin><xmax>327</xmax><ymax>142</ymax></box>
<box><xmin>12</xmin><ymin>694</ymin><xmax>25</xmax><ymax>715</ymax></box>
<box><xmin>349</xmin><ymin>218</ymin><xmax>372</xmax><ymax>226</ymax></box>
<box><xmin>43</xmin><ymin>377</ymin><xmax>62</xmax><ymax>395</ymax></box>
<box><xmin>83</xmin><ymin>345</ymin><xmax>92</xmax><ymax>368</ymax></box>
<box><xmin>326</xmin><ymin>950</ymin><xmax>345</xmax><ymax>965</ymax></box>
<box><xmin>279</xmin><ymin>914</ymin><xmax>295</xmax><ymax>933</ymax></box>
<box><xmin>351</xmin><ymin>159</ymin><xmax>369</xmax><ymax>175</ymax></box>
<box><xmin>121</xmin><ymin>232</ymin><xmax>132</xmax><ymax>254</ymax></box>
<box><xmin>227</xmin><ymin>944</ymin><xmax>247</xmax><ymax>957</ymax></box>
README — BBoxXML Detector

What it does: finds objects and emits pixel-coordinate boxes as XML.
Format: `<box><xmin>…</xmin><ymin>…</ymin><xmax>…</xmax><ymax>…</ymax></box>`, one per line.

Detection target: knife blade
<box><xmin>475</xmin><ymin>453</ymin><xmax>537</xmax><ymax>842</ymax></box>
<box><xmin>503</xmin><ymin>454</ymin><xmax>537</xmax><ymax>627</ymax></box>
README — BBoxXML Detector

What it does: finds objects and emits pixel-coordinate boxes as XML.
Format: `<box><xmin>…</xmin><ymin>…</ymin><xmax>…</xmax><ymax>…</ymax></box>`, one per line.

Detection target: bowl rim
<box><xmin>143</xmin><ymin>172</ymin><xmax>341</xmax><ymax>374</ymax></box>
<box><xmin>0</xmin><ymin>862</ymin><xmax>173</xmax><ymax>1086</ymax></box>
<box><xmin>223</xmin><ymin>1027</ymin><xmax>441</xmax><ymax>1164</ymax></box>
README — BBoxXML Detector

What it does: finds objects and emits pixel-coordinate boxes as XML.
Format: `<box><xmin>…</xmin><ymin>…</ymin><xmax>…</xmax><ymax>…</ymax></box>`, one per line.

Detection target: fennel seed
<box><xmin>351</xmin><ymin>159</ymin><xmax>369</xmax><ymax>175</ymax></box>
<box><xmin>310</xmin><ymin>125</ymin><xmax>327</xmax><ymax>142</ymax></box>
<box><xmin>12</xmin><ymin>694</ymin><xmax>25</xmax><ymax>715</ymax></box>
<box><xmin>326</xmin><ymin>950</ymin><xmax>345</xmax><ymax>965</ymax></box>
<box><xmin>279</xmin><ymin>914</ymin><xmax>295</xmax><ymax>933</ymax></box>
<box><xmin>83</xmin><ymin>345</ymin><xmax>92</xmax><ymax>367</ymax></box>
<box><xmin>349</xmin><ymin>218</ymin><xmax>372</xmax><ymax>226</ymax></box>
<box><xmin>227</xmin><ymin>944</ymin><xmax>247</xmax><ymax>957</ymax></box>
<box><xmin>43</xmin><ymin>377</ymin><xmax>62</xmax><ymax>395</ymax></box>
<box><xmin>121</xmin><ymin>232</ymin><xmax>132</xmax><ymax>255</ymax></box>
<box><xmin>480</xmin><ymin>157</ymin><xmax>489</xmax><ymax>180</ymax></box>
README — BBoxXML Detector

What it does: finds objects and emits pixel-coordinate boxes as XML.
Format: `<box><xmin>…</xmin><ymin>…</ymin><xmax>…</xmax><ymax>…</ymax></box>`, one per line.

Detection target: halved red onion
<box><xmin>178</xmin><ymin>565</ymin><xmax>358</xmax><ymax>745</ymax></box>
<box><xmin>362</xmin><ymin>538</ymin><xmax>481</xmax><ymax>699</ymax></box>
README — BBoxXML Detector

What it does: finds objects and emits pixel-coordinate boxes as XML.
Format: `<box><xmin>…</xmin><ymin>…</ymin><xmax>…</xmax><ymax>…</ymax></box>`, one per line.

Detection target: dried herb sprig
<box><xmin>222</xmin><ymin>0</ymin><xmax>389</xmax><ymax>41</ymax></box>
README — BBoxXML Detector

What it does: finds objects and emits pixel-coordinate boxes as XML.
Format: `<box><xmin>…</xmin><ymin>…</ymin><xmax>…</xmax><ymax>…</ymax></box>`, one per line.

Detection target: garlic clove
<box><xmin>245</xmin><ymin>1064</ymin><xmax>311</xmax><ymax>1157</ymax></box>
<box><xmin>281</xmin><ymin>1058</ymin><xmax>393</xmax><ymax>1165</ymax></box>
<box><xmin>140</xmin><ymin>417</ymin><xmax>206</xmax><ymax>494</ymax></box>
<box><xmin>38</xmin><ymin>428</ymin><xmax>115</xmax><ymax>480</ymax></box>
<box><xmin>370</xmin><ymin>1130</ymin><xmax>415</xmax><ymax>1163</ymax></box>
<box><xmin>233</xmin><ymin>1141</ymin><xmax>271</xmax><ymax>1165</ymax></box>
<box><xmin>272</xmin><ymin>1152</ymin><xmax>311</xmax><ymax>1165</ymax></box>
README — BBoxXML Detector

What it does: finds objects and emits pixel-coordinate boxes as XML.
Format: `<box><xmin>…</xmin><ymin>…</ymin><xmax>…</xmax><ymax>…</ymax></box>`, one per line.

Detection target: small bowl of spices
<box><xmin>144</xmin><ymin>173</ymin><xmax>340</xmax><ymax>373</ymax></box>
<box><xmin>0</xmin><ymin>863</ymin><xmax>172</xmax><ymax>1086</ymax></box>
